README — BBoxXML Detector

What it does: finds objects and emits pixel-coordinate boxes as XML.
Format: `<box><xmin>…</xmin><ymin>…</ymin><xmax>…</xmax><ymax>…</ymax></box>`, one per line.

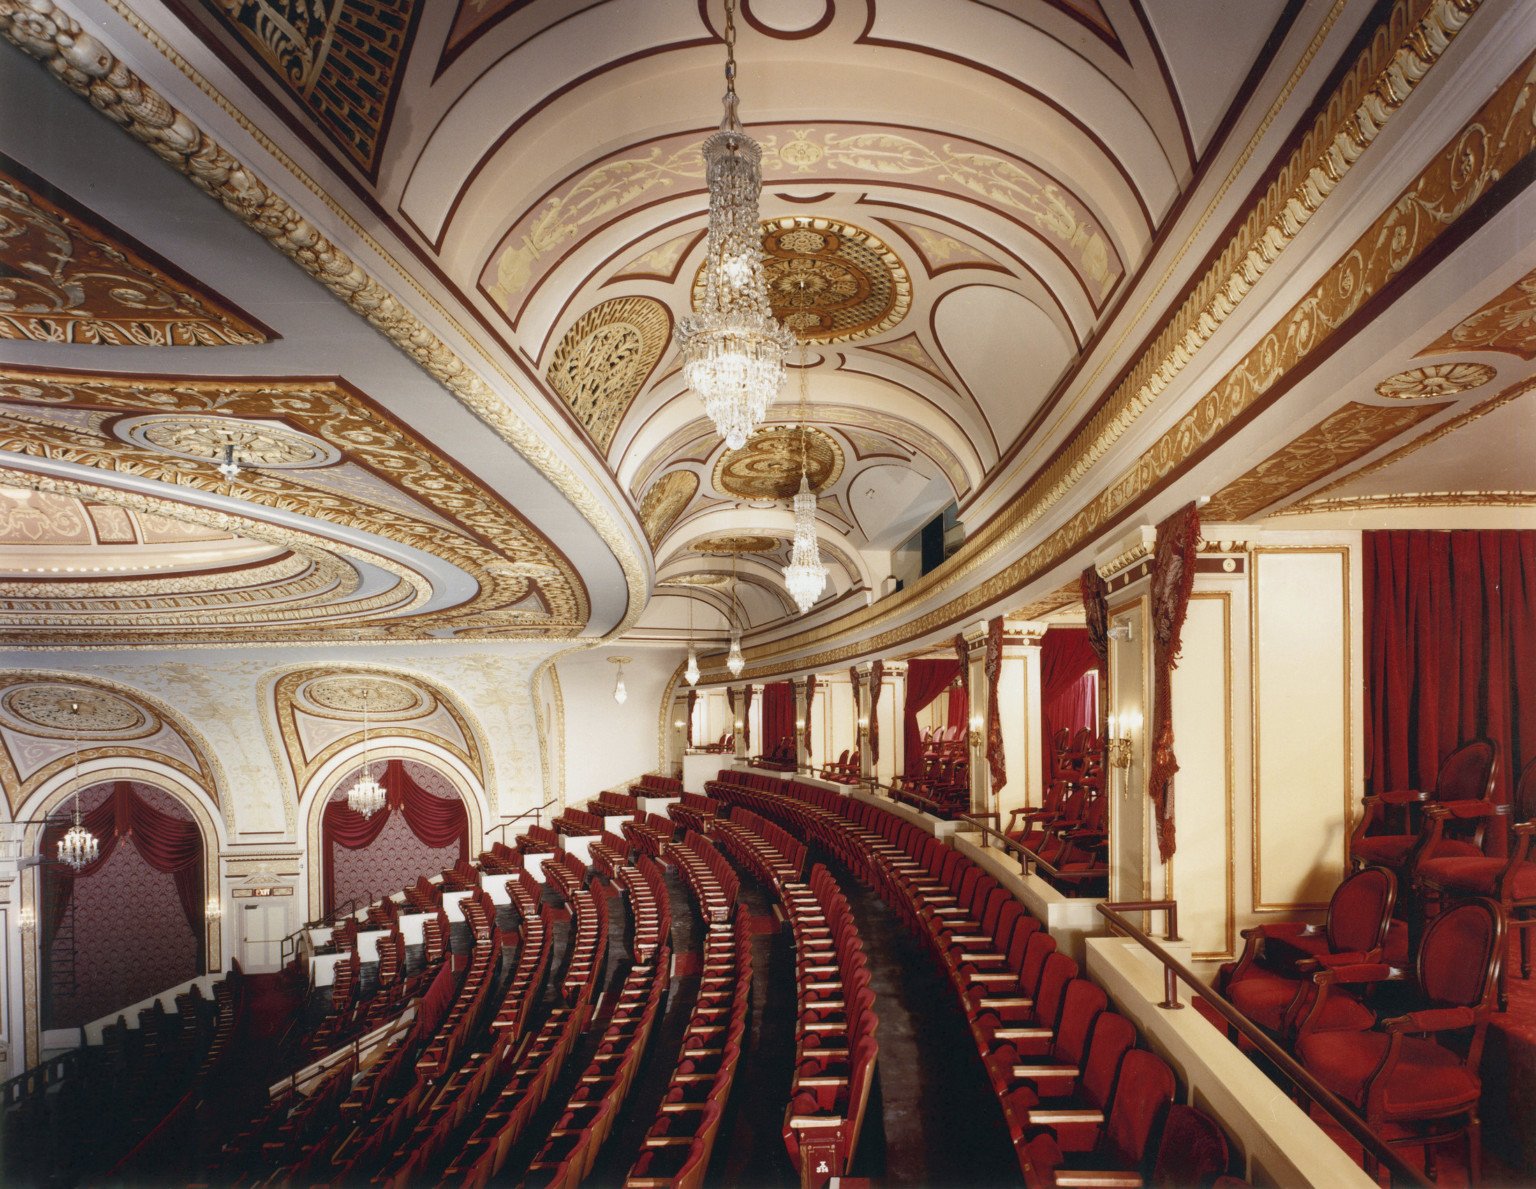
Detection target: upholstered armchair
<box><xmin>1294</xmin><ymin>899</ymin><xmax>1504</xmax><ymax>1185</ymax></box>
<box><xmin>1416</xmin><ymin>756</ymin><xmax>1536</xmax><ymax>1009</ymax></box>
<box><xmin>1219</xmin><ymin>866</ymin><xmax>1396</xmax><ymax>1041</ymax></box>
<box><xmin>1350</xmin><ymin>739</ymin><xmax>1498</xmax><ymax>876</ymax></box>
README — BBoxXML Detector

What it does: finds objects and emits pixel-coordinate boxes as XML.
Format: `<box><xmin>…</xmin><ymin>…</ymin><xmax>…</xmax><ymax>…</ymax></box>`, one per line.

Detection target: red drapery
<box><xmin>945</xmin><ymin>687</ymin><xmax>968</xmax><ymax>729</ymax></box>
<box><xmin>870</xmin><ymin>660</ymin><xmax>884</xmax><ymax>766</ymax></box>
<box><xmin>323</xmin><ymin>760</ymin><xmax>468</xmax><ymax>914</ymax></box>
<box><xmin>42</xmin><ymin>781</ymin><xmax>204</xmax><ymax>967</ymax></box>
<box><xmin>1365</xmin><ymin>530</ymin><xmax>1535</xmax><ymax>856</ymax></box>
<box><xmin>985</xmin><ymin>617</ymin><xmax>1006</xmax><ymax>791</ymax></box>
<box><xmin>904</xmin><ymin>659</ymin><xmax>959</xmax><ymax>772</ymax></box>
<box><xmin>804</xmin><ymin>680</ymin><xmax>816</xmax><ymax>758</ymax></box>
<box><xmin>1148</xmin><ymin>501</ymin><xmax>1200</xmax><ymax>863</ymax></box>
<box><xmin>742</xmin><ymin>685</ymin><xmax>755</xmax><ymax>752</ymax></box>
<box><xmin>762</xmin><ymin>681</ymin><xmax>795</xmax><ymax>756</ymax></box>
<box><xmin>1041</xmin><ymin>628</ymin><xmax>1100</xmax><ymax>779</ymax></box>
<box><xmin>686</xmin><ymin>690</ymin><xmax>697</xmax><ymax>746</ymax></box>
<box><xmin>1081</xmin><ymin>566</ymin><xmax>1111</xmax><ymax>738</ymax></box>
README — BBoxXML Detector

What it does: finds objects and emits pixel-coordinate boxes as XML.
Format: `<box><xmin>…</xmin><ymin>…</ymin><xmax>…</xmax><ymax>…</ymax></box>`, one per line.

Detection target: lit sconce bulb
<box><xmin>18</xmin><ymin>905</ymin><xmax>36</xmax><ymax>932</ymax></box>
<box><xmin>205</xmin><ymin>895</ymin><xmax>223</xmax><ymax>921</ymax></box>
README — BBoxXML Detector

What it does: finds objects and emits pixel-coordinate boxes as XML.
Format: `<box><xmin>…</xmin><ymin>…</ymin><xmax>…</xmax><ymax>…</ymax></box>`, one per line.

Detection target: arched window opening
<box><xmin>322</xmin><ymin>758</ymin><xmax>468</xmax><ymax>917</ymax></box>
<box><xmin>40</xmin><ymin>781</ymin><xmax>204</xmax><ymax>1030</ymax></box>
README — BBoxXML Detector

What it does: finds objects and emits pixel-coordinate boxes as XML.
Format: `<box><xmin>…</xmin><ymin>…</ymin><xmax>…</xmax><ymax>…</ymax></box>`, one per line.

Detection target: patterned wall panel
<box><xmin>328</xmin><ymin>760</ymin><xmax>463</xmax><ymax>911</ymax></box>
<box><xmin>545</xmin><ymin>297</ymin><xmax>672</xmax><ymax>452</ymax></box>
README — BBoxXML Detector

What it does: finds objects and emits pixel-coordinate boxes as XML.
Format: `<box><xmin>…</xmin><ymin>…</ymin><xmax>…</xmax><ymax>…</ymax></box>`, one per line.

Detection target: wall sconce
<box><xmin>1106</xmin><ymin>710</ymin><xmax>1140</xmax><ymax>769</ymax></box>
<box><xmin>205</xmin><ymin>895</ymin><xmax>223</xmax><ymax>921</ymax></box>
<box><xmin>609</xmin><ymin>655</ymin><xmax>630</xmax><ymax>705</ymax></box>
<box><xmin>968</xmin><ymin>714</ymin><xmax>984</xmax><ymax>750</ymax></box>
<box><xmin>674</xmin><ymin>719</ymin><xmax>685</xmax><ymax>731</ymax></box>
<box><xmin>857</xmin><ymin>716</ymin><xmax>870</xmax><ymax>738</ymax></box>
<box><xmin>17</xmin><ymin>905</ymin><xmax>36</xmax><ymax>932</ymax></box>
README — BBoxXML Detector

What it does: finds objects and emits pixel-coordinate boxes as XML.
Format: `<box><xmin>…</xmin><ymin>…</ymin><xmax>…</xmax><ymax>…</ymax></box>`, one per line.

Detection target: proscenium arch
<box><xmin>17</xmin><ymin>762</ymin><xmax>224</xmax><ymax>1069</ymax></box>
<box><xmin>300</xmin><ymin>740</ymin><xmax>488</xmax><ymax>920</ymax></box>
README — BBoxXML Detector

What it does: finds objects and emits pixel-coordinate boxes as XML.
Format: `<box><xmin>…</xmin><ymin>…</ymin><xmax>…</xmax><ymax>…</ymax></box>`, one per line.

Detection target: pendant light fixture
<box><xmin>781</xmin><ymin>342</ymin><xmax>829</xmax><ymax>614</ymax></box>
<box><xmin>346</xmin><ymin>688</ymin><xmax>387</xmax><ymax>818</ymax></box>
<box><xmin>57</xmin><ymin>697</ymin><xmax>98</xmax><ymax>871</ymax></box>
<box><xmin>726</xmin><ymin>550</ymin><xmax>746</xmax><ymax>677</ymax></box>
<box><xmin>685</xmin><ymin>588</ymin><xmax>700</xmax><ymax>685</ymax></box>
<box><xmin>611</xmin><ymin>656</ymin><xmax>630</xmax><ymax>704</ymax></box>
<box><xmin>677</xmin><ymin>0</ymin><xmax>794</xmax><ymax>450</ymax></box>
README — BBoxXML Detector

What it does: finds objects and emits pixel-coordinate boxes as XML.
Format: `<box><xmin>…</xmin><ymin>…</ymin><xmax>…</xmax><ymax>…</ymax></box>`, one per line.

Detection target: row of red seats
<box><xmin>590</xmin><ymin>830</ymin><xmax>632</xmax><ymax>879</ymax></box>
<box><xmin>623</xmin><ymin>812</ymin><xmax>679</xmax><ymax>859</ymax></box>
<box><xmin>1006</xmin><ymin>776</ymin><xmax>1109</xmax><ymax>897</ymax></box>
<box><xmin>542</xmin><ymin>849</ymin><xmax>589</xmax><ymax>901</ymax></box>
<box><xmin>523</xmin><ymin>923</ymin><xmax>674</xmax><ymax>1186</ymax></box>
<box><xmin>668</xmin><ymin>792</ymin><xmax>719</xmax><ymax>834</ymax></box>
<box><xmin>516</xmin><ymin>822</ymin><xmax>560</xmax><ymax>854</ymax></box>
<box><xmin>624</xmin><ymin>904</ymin><xmax>754</xmax><ymax>1188</ymax></box>
<box><xmin>592</xmin><ymin>790</ymin><xmax>641</xmax><ymax>820</ymax></box>
<box><xmin>708</xmin><ymin>773</ymin><xmax>1248</xmax><ymax>1187</ymax></box>
<box><xmin>442</xmin><ymin>857</ymin><xmax>481</xmax><ymax>891</ymax></box>
<box><xmin>415</xmin><ymin>922</ymin><xmax>501</xmax><ymax>1080</ymax></box>
<box><xmin>554</xmin><ymin>807</ymin><xmax>605</xmax><ymax>838</ymax></box>
<box><xmin>710</xmin><ymin>807</ymin><xmax>807</xmax><ymax>893</ymax></box>
<box><xmin>477</xmin><ymin>838</ymin><xmax>524</xmax><ymax>873</ymax></box>
<box><xmin>615</xmin><ymin>853</ymin><xmax>671</xmax><ymax>965</ymax></box>
<box><xmin>779</xmin><ymin>862</ymin><xmax>878</xmax><ymax>1185</ymax></box>
<box><xmin>541</xmin><ymin>854</ymin><xmax>610</xmax><ymax>1011</ymax></box>
<box><xmin>632</xmin><ymin>773</ymin><xmax>684</xmax><ymax>795</ymax></box>
<box><xmin>665</xmin><ymin>831</ymin><xmax>739</xmax><ymax>925</ymax></box>
<box><xmin>493</xmin><ymin>871</ymin><xmax>552</xmax><ymax>1041</ymax></box>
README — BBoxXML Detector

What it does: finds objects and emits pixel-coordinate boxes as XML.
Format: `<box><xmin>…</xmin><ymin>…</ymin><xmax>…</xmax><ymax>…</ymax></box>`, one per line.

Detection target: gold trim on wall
<box><xmin>1183</xmin><ymin>591</ymin><xmax>1236</xmax><ymax>962</ymax></box>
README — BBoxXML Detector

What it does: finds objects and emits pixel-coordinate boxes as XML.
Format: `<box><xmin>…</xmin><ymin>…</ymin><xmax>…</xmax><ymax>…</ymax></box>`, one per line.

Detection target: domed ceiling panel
<box><xmin>545</xmin><ymin>295</ymin><xmax>672</xmax><ymax>451</ymax></box>
<box><xmin>713</xmin><ymin>426</ymin><xmax>843</xmax><ymax>500</ymax></box>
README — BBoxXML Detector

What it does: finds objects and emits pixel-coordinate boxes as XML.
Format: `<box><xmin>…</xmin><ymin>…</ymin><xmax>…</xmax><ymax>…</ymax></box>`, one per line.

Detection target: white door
<box><xmin>239</xmin><ymin>901</ymin><xmax>289</xmax><ymax>973</ymax></box>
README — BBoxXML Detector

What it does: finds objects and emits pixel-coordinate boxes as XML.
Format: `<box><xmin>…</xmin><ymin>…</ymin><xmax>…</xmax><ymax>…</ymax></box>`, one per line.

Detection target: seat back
<box><xmin>1431</xmin><ymin>738</ymin><xmax>1496</xmax><ymax>804</ymax></box>
<box><xmin>1513</xmin><ymin>755</ymin><xmax>1536</xmax><ymax>826</ymax></box>
<box><xmin>1054</xmin><ymin>978</ymin><xmax>1108</xmax><ymax>1067</ymax></box>
<box><xmin>1032</xmin><ymin>952</ymin><xmax>1078</xmax><ymax>1033</ymax></box>
<box><xmin>1150</xmin><ymin>1105</ymin><xmax>1230</xmax><ymax>1188</ymax></box>
<box><xmin>1018</xmin><ymin>930</ymin><xmax>1058</xmax><ymax>997</ymax></box>
<box><xmin>1325</xmin><ymin>866</ymin><xmax>1396</xmax><ymax>957</ymax></box>
<box><xmin>1419</xmin><ymin>898</ymin><xmax>1504</xmax><ymax>1011</ymax></box>
<box><xmin>1103</xmin><ymin>1049</ymin><xmax>1175</xmax><ymax>1173</ymax></box>
<box><xmin>1080</xmin><ymin>1012</ymin><xmax>1137</xmax><ymax>1110</ymax></box>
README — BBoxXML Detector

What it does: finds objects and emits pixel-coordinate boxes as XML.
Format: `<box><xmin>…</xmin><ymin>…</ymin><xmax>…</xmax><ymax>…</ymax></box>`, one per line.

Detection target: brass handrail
<box><xmin>1095</xmin><ymin>900</ymin><xmax>1430</xmax><ymax>1189</ymax></box>
<box><xmin>485</xmin><ymin>797</ymin><xmax>558</xmax><ymax>842</ymax></box>
<box><xmin>958</xmin><ymin>812</ymin><xmax>1069</xmax><ymax>881</ymax></box>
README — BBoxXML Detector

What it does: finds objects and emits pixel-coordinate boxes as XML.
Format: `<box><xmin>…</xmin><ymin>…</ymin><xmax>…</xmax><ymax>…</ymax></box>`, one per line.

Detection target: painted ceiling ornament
<box><xmin>3</xmin><ymin>683</ymin><xmax>148</xmax><ymax>736</ymax></box>
<box><xmin>714</xmin><ymin>424</ymin><xmax>843</xmax><ymax>501</ymax></box>
<box><xmin>761</xmin><ymin>217</ymin><xmax>910</xmax><ymax>342</ymax></box>
<box><xmin>304</xmin><ymin>676</ymin><xmax>425</xmax><ymax>716</ymax></box>
<box><xmin>638</xmin><ymin>470</ymin><xmax>698</xmax><ymax>546</ymax></box>
<box><xmin>692</xmin><ymin>534</ymin><xmax>779</xmax><ymax>554</ymax></box>
<box><xmin>675</xmin><ymin>0</ymin><xmax>795</xmax><ymax>451</ymax></box>
<box><xmin>546</xmin><ymin>296</ymin><xmax>671</xmax><ymax>451</ymax></box>
<box><xmin>1373</xmin><ymin>362</ymin><xmax>1497</xmax><ymax>399</ymax></box>
<box><xmin>126</xmin><ymin>415</ymin><xmax>338</xmax><ymax>468</ymax></box>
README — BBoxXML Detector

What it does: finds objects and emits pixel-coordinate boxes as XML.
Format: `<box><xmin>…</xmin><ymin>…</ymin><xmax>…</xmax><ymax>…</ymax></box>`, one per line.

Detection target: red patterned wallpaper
<box><xmin>329</xmin><ymin>760</ymin><xmax>464</xmax><ymax>910</ymax></box>
<box><xmin>45</xmin><ymin>782</ymin><xmax>199</xmax><ymax>1030</ymax></box>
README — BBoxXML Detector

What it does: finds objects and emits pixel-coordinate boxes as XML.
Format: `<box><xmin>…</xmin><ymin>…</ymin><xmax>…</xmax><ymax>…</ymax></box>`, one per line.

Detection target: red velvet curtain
<box><xmin>1365</xmin><ymin>530</ymin><xmax>1535</xmax><ymax>856</ymax></box>
<box><xmin>1041</xmin><ymin>628</ymin><xmax>1100</xmax><ymax>779</ymax></box>
<box><xmin>1081</xmin><ymin>566</ymin><xmax>1111</xmax><ymax>738</ymax></box>
<box><xmin>870</xmin><ymin>660</ymin><xmax>884</xmax><ymax>766</ymax></box>
<box><xmin>904</xmin><ymin>659</ymin><xmax>959</xmax><ymax>771</ymax></box>
<box><xmin>762</xmin><ymin>681</ymin><xmax>795</xmax><ymax>755</ymax></box>
<box><xmin>42</xmin><ymin>782</ymin><xmax>204</xmax><ymax>966</ymax></box>
<box><xmin>804</xmin><ymin>680</ymin><xmax>816</xmax><ymax>758</ymax></box>
<box><xmin>946</xmin><ymin>687</ymin><xmax>968</xmax><ymax>729</ymax></box>
<box><xmin>985</xmin><ymin>617</ymin><xmax>1006</xmax><ymax>792</ymax></box>
<box><xmin>742</xmin><ymin>685</ymin><xmax>755</xmax><ymax>752</ymax></box>
<box><xmin>323</xmin><ymin>759</ymin><xmax>467</xmax><ymax>914</ymax></box>
<box><xmin>1148</xmin><ymin>501</ymin><xmax>1200</xmax><ymax>863</ymax></box>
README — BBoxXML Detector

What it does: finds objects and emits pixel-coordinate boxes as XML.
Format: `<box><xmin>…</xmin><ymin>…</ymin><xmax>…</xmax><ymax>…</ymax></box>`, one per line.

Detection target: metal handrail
<box><xmin>1095</xmin><ymin>900</ymin><xmax>1430</xmax><ymax>1189</ymax></box>
<box><xmin>486</xmin><ymin>798</ymin><xmax>558</xmax><ymax>843</ymax></box>
<box><xmin>959</xmin><ymin>812</ymin><xmax>1071</xmax><ymax>881</ymax></box>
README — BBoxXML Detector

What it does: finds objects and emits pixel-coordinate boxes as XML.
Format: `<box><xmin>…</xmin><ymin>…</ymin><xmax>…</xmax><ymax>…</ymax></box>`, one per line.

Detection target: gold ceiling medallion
<box><xmin>1</xmin><ymin>684</ymin><xmax>150</xmax><ymax>737</ymax></box>
<box><xmin>1419</xmin><ymin>267</ymin><xmax>1536</xmax><ymax>360</ymax></box>
<box><xmin>303</xmin><ymin>676</ymin><xmax>426</xmax><ymax>717</ymax></box>
<box><xmin>124</xmin><ymin>416</ymin><xmax>339</xmax><ymax>468</ymax></box>
<box><xmin>1373</xmin><ymin>363</ymin><xmax>1496</xmax><ymax>399</ymax></box>
<box><xmin>689</xmin><ymin>217</ymin><xmax>912</xmax><ymax>343</ymax></box>
<box><xmin>638</xmin><ymin>471</ymin><xmax>698</xmax><ymax>547</ymax></box>
<box><xmin>713</xmin><ymin>425</ymin><xmax>844</xmax><ymax>501</ymax></box>
<box><xmin>660</xmin><ymin>572</ymin><xmax>736</xmax><ymax>588</ymax></box>
<box><xmin>545</xmin><ymin>296</ymin><xmax>671</xmax><ymax>451</ymax></box>
<box><xmin>692</xmin><ymin>534</ymin><xmax>779</xmax><ymax>553</ymax></box>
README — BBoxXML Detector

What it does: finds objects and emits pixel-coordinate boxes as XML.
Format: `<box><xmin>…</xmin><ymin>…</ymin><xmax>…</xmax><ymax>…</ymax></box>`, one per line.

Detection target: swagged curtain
<box><xmin>904</xmin><ymin>658</ymin><xmax>960</xmax><ymax>772</ymax></box>
<box><xmin>869</xmin><ymin>660</ymin><xmax>884</xmax><ymax>766</ymax></box>
<box><xmin>1040</xmin><ymin>628</ymin><xmax>1100</xmax><ymax>780</ymax></box>
<box><xmin>42</xmin><ymin>781</ymin><xmax>204</xmax><ymax>966</ymax></box>
<box><xmin>985</xmin><ymin>617</ymin><xmax>1006</xmax><ymax>792</ymax></box>
<box><xmin>686</xmin><ymin>690</ymin><xmax>697</xmax><ymax>746</ymax></box>
<box><xmin>742</xmin><ymin>685</ymin><xmax>755</xmax><ymax>752</ymax></box>
<box><xmin>803</xmin><ymin>680</ymin><xmax>816</xmax><ymax>758</ymax></box>
<box><xmin>1080</xmin><ymin>565</ymin><xmax>1111</xmax><ymax>738</ymax></box>
<box><xmin>1148</xmin><ymin>501</ymin><xmax>1200</xmax><ymax>864</ymax></box>
<box><xmin>1365</xmin><ymin>530</ymin><xmax>1535</xmax><ymax>856</ymax></box>
<box><xmin>762</xmin><ymin>681</ymin><xmax>795</xmax><ymax>756</ymax></box>
<box><xmin>323</xmin><ymin>759</ymin><xmax>468</xmax><ymax>914</ymax></box>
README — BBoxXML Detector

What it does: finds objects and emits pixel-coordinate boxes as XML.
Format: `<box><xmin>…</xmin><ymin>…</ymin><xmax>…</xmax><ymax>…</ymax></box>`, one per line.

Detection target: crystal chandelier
<box><xmin>677</xmin><ymin>0</ymin><xmax>794</xmax><ymax>450</ymax></box>
<box><xmin>685</xmin><ymin>593</ymin><xmax>700</xmax><ymax>685</ymax></box>
<box><xmin>58</xmin><ymin>698</ymin><xmax>98</xmax><ymax>871</ymax></box>
<box><xmin>781</xmin><ymin>346</ymin><xmax>828</xmax><ymax>614</ymax></box>
<box><xmin>726</xmin><ymin>550</ymin><xmax>746</xmax><ymax>677</ymax></box>
<box><xmin>611</xmin><ymin>656</ymin><xmax>629</xmax><ymax>704</ymax></box>
<box><xmin>347</xmin><ymin>689</ymin><xmax>386</xmax><ymax>818</ymax></box>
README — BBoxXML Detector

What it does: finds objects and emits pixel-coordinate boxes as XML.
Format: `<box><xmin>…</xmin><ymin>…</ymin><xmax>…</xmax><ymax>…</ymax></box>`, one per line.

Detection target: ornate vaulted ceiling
<box><xmin>0</xmin><ymin>0</ymin><xmax>1531</xmax><ymax>663</ymax></box>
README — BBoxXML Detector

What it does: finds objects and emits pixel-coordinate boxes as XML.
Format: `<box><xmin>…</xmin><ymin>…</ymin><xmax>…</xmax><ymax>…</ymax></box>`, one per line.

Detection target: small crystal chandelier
<box><xmin>726</xmin><ymin>551</ymin><xmax>746</xmax><ymax>677</ymax></box>
<box><xmin>216</xmin><ymin>442</ymin><xmax>242</xmax><ymax>482</ymax></box>
<box><xmin>677</xmin><ymin>0</ymin><xmax>794</xmax><ymax>450</ymax></box>
<box><xmin>685</xmin><ymin>594</ymin><xmax>700</xmax><ymax>685</ymax></box>
<box><xmin>781</xmin><ymin>346</ymin><xmax>828</xmax><ymax>614</ymax></box>
<box><xmin>611</xmin><ymin>656</ymin><xmax>629</xmax><ymax>704</ymax></box>
<box><xmin>58</xmin><ymin>698</ymin><xmax>98</xmax><ymax>871</ymax></box>
<box><xmin>347</xmin><ymin>689</ymin><xmax>387</xmax><ymax>818</ymax></box>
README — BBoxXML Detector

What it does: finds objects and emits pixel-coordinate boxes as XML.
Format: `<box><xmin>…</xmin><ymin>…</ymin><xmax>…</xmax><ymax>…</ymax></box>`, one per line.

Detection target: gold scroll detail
<box><xmin>1419</xmin><ymin>266</ymin><xmax>1536</xmax><ymax>360</ymax></box>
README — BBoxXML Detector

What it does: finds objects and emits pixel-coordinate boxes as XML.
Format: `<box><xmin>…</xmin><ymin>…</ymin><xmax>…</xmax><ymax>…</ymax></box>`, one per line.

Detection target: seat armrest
<box><xmin>1429</xmin><ymin>799</ymin><xmax>1504</xmax><ymax>820</ymax></box>
<box><xmin>1052</xmin><ymin>1172</ymin><xmax>1142</xmax><ymax>1188</ymax></box>
<box><xmin>1314</xmin><ymin>962</ymin><xmax>1394</xmax><ymax>984</ymax></box>
<box><xmin>1372</xmin><ymin>789</ymin><xmax>1430</xmax><ymax>805</ymax></box>
<box><xmin>1384</xmin><ymin>1007</ymin><xmax>1476</xmax><ymax>1033</ymax></box>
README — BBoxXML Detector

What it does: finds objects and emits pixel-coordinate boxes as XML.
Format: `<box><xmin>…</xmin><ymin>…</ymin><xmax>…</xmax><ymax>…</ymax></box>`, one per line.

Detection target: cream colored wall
<box><xmin>824</xmin><ymin>680</ymin><xmax>857</xmax><ymax>770</ymax></box>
